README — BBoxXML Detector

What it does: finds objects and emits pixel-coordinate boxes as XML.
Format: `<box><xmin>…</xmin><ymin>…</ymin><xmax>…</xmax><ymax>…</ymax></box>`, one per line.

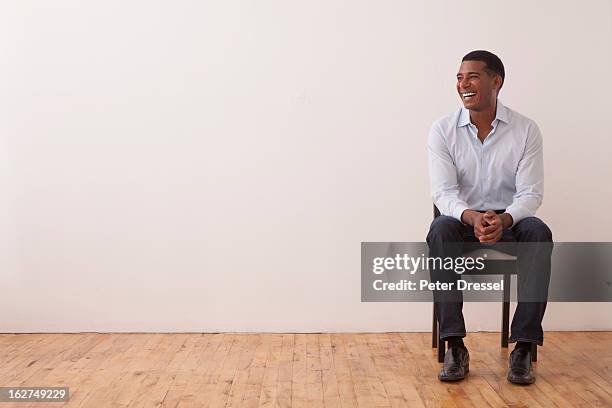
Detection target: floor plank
<box><xmin>0</xmin><ymin>332</ymin><xmax>610</xmax><ymax>407</ymax></box>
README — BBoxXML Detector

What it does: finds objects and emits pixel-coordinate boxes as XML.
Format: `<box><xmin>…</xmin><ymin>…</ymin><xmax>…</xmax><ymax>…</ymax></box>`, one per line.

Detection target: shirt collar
<box><xmin>457</xmin><ymin>99</ymin><xmax>510</xmax><ymax>127</ymax></box>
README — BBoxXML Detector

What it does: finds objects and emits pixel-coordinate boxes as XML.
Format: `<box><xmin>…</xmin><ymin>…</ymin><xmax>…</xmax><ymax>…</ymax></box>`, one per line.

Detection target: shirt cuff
<box><xmin>452</xmin><ymin>203</ymin><xmax>470</xmax><ymax>224</ymax></box>
<box><xmin>504</xmin><ymin>207</ymin><xmax>529</xmax><ymax>228</ymax></box>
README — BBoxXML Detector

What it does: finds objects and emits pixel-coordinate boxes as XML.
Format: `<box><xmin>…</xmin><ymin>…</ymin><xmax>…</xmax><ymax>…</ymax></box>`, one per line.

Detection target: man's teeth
<box><xmin>462</xmin><ymin>92</ymin><xmax>476</xmax><ymax>97</ymax></box>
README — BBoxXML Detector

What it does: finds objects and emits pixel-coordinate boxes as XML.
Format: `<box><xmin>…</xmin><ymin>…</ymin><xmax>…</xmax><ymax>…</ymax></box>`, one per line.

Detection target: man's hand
<box><xmin>461</xmin><ymin>209</ymin><xmax>513</xmax><ymax>245</ymax></box>
<box><xmin>478</xmin><ymin>210</ymin><xmax>503</xmax><ymax>244</ymax></box>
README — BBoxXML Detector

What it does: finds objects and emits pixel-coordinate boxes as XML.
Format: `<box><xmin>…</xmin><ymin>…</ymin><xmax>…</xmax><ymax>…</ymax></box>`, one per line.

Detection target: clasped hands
<box><xmin>462</xmin><ymin>210</ymin><xmax>513</xmax><ymax>245</ymax></box>
<box><xmin>475</xmin><ymin>210</ymin><xmax>503</xmax><ymax>244</ymax></box>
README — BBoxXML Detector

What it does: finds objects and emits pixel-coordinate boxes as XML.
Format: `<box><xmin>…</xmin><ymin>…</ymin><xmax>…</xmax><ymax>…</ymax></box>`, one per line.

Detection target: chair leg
<box><xmin>432</xmin><ymin>303</ymin><xmax>438</xmax><ymax>348</ymax></box>
<box><xmin>438</xmin><ymin>329</ymin><xmax>445</xmax><ymax>363</ymax></box>
<box><xmin>433</xmin><ymin>303</ymin><xmax>445</xmax><ymax>362</ymax></box>
<box><xmin>501</xmin><ymin>274</ymin><xmax>510</xmax><ymax>347</ymax></box>
<box><xmin>531</xmin><ymin>343</ymin><xmax>537</xmax><ymax>362</ymax></box>
<box><xmin>501</xmin><ymin>300</ymin><xmax>509</xmax><ymax>347</ymax></box>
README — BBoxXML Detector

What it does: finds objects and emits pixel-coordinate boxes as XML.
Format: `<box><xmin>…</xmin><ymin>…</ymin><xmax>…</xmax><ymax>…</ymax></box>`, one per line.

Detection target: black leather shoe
<box><xmin>508</xmin><ymin>347</ymin><xmax>535</xmax><ymax>384</ymax></box>
<box><xmin>438</xmin><ymin>346</ymin><xmax>469</xmax><ymax>381</ymax></box>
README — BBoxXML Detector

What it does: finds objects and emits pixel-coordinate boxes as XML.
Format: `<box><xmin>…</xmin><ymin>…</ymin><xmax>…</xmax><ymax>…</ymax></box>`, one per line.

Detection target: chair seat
<box><xmin>463</xmin><ymin>248</ymin><xmax>517</xmax><ymax>261</ymax></box>
<box><xmin>459</xmin><ymin>248</ymin><xmax>518</xmax><ymax>276</ymax></box>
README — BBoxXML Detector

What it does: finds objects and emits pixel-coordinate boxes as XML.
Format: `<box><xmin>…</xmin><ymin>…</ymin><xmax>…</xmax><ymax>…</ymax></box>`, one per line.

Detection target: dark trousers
<box><xmin>426</xmin><ymin>214</ymin><xmax>553</xmax><ymax>345</ymax></box>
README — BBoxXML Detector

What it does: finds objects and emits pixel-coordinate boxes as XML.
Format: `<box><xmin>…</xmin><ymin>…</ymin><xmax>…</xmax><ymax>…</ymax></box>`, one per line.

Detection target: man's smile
<box><xmin>462</xmin><ymin>91</ymin><xmax>476</xmax><ymax>100</ymax></box>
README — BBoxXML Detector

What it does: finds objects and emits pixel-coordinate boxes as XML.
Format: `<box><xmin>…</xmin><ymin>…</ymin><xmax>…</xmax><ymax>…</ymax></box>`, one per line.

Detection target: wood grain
<box><xmin>0</xmin><ymin>332</ymin><xmax>610</xmax><ymax>407</ymax></box>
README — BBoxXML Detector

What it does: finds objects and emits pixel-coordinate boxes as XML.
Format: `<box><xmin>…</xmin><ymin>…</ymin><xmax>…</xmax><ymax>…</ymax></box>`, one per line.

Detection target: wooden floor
<box><xmin>0</xmin><ymin>332</ymin><xmax>610</xmax><ymax>408</ymax></box>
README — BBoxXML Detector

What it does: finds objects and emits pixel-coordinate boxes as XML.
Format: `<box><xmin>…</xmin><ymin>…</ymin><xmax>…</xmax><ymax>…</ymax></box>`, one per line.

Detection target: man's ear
<box><xmin>495</xmin><ymin>75</ymin><xmax>503</xmax><ymax>93</ymax></box>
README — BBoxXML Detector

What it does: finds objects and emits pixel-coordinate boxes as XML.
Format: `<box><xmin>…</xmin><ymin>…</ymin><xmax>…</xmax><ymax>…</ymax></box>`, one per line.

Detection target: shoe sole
<box><xmin>507</xmin><ymin>374</ymin><xmax>535</xmax><ymax>385</ymax></box>
<box><xmin>438</xmin><ymin>365</ymin><xmax>469</xmax><ymax>381</ymax></box>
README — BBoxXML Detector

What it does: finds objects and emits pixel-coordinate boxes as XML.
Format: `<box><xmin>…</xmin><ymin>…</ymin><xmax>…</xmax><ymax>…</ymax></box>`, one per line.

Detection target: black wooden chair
<box><xmin>431</xmin><ymin>205</ymin><xmax>537</xmax><ymax>363</ymax></box>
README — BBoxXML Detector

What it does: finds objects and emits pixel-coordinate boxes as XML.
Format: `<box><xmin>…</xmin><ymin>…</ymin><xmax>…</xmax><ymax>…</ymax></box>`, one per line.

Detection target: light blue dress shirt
<box><xmin>428</xmin><ymin>100</ymin><xmax>544</xmax><ymax>227</ymax></box>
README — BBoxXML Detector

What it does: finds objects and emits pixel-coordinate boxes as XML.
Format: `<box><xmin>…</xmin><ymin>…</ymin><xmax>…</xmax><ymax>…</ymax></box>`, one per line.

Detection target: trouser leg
<box><xmin>509</xmin><ymin>217</ymin><xmax>553</xmax><ymax>346</ymax></box>
<box><xmin>427</xmin><ymin>216</ymin><xmax>466</xmax><ymax>339</ymax></box>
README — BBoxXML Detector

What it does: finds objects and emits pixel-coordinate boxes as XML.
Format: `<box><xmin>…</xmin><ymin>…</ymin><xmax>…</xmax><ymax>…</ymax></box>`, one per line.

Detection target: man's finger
<box><xmin>483</xmin><ymin>214</ymin><xmax>495</xmax><ymax>223</ymax></box>
<box><xmin>484</xmin><ymin>210</ymin><xmax>497</xmax><ymax>218</ymax></box>
<box><xmin>479</xmin><ymin>232</ymin><xmax>502</xmax><ymax>244</ymax></box>
<box><xmin>484</xmin><ymin>213</ymin><xmax>499</xmax><ymax>223</ymax></box>
<box><xmin>479</xmin><ymin>227</ymin><xmax>502</xmax><ymax>242</ymax></box>
<box><xmin>482</xmin><ymin>225</ymin><xmax>498</xmax><ymax>234</ymax></box>
<box><xmin>480</xmin><ymin>237</ymin><xmax>499</xmax><ymax>244</ymax></box>
<box><xmin>475</xmin><ymin>224</ymin><xmax>489</xmax><ymax>235</ymax></box>
<box><xmin>479</xmin><ymin>235</ymin><xmax>498</xmax><ymax>243</ymax></box>
<box><xmin>477</xmin><ymin>218</ymin><xmax>490</xmax><ymax>228</ymax></box>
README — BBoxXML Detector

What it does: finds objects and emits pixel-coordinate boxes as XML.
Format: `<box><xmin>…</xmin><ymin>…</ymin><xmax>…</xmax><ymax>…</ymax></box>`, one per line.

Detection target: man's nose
<box><xmin>459</xmin><ymin>78</ymin><xmax>470</xmax><ymax>89</ymax></box>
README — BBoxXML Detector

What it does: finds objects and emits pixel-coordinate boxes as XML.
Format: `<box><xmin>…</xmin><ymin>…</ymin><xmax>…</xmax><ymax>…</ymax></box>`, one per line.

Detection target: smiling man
<box><xmin>427</xmin><ymin>50</ymin><xmax>553</xmax><ymax>384</ymax></box>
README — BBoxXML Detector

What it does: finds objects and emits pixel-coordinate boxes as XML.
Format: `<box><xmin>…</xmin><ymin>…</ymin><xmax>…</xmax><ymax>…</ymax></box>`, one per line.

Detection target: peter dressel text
<box><xmin>372</xmin><ymin>279</ymin><xmax>504</xmax><ymax>291</ymax></box>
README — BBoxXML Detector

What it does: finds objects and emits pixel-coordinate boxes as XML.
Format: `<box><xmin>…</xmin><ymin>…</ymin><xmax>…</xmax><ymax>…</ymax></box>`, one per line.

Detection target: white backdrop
<box><xmin>1</xmin><ymin>0</ymin><xmax>611</xmax><ymax>332</ymax></box>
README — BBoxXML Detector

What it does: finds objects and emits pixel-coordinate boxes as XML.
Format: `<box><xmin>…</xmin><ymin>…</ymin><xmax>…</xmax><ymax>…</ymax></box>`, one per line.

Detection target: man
<box><xmin>427</xmin><ymin>50</ymin><xmax>553</xmax><ymax>384</ymax></box>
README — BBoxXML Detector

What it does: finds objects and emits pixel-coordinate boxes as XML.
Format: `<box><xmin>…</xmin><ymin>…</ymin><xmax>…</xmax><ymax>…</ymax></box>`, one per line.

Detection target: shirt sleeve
<box><xmin>428</xmin><ymin>121</ymin><xmax>469</xmax><ymax>222</ymax></box>
<box><xmin>504</xmin><ymin>122</ymin><xmax>544</xmax><ymax>226</ymax></box>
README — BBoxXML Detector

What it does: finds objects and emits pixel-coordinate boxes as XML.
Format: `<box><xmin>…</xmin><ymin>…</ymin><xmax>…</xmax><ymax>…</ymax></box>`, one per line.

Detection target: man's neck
<box><xmin>469</xmin><ymin>101</ymin><xmax>497</xmax><ymax>142</ymax></box>
<box><xmin>469</xmin><ymin>102</ymin><xmax>497</xmax><ymax>129</ymax></box>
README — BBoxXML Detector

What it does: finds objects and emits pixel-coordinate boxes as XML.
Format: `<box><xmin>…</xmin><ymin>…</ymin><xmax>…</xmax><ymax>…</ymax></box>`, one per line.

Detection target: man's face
<box><xmin>456</xmin><ymin>60</ymin><xmax>501</xmax><ymax>111</ymax></box>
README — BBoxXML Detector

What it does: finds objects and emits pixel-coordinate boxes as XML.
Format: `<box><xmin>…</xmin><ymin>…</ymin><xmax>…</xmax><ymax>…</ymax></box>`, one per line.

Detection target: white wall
<box><xmin>1</xmin><ymin>0</ymin><xmax>611</xmax><ymax>332</ymax></box>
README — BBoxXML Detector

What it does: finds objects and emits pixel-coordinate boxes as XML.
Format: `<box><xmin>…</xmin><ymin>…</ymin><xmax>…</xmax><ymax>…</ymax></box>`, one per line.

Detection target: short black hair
<box><xmin>462</xmin><ymin>50</ymin><xmax>505</xmax><ymax>87</ymax></box>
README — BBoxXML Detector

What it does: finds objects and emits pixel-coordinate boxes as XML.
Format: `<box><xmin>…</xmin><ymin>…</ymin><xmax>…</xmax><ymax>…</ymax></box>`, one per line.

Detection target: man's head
<box><xmin>456</xmin><ymin>50</ymin><xmax>505</xmax><ymax>112</ymax></box>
